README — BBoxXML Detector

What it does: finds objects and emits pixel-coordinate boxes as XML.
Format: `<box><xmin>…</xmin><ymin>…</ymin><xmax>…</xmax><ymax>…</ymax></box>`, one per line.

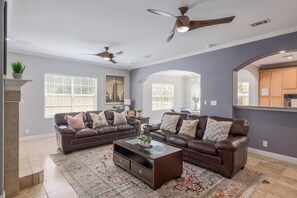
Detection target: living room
<box><xmin>1</xmin><ymin>0</ymin><xmax>297</xmax><ymax>198</ymax></box>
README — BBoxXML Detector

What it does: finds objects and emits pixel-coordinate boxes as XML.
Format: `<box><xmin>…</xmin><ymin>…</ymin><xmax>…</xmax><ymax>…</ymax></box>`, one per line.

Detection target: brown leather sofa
<box><xmin>143</xmin><ymin>112</ymin><xmax>249</xmax><ymax>178</ymax></box>
<box><xmin>54</xmin><ymin>110</ymin><xmax>141</xmax><ymax>154</ymax></box>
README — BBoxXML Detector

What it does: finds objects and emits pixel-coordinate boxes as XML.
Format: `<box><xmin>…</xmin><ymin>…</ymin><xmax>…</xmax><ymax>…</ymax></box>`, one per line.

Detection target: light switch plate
<box><xmin>204</xmin><ymin>100</ymin><xmax>207</xmax><ymax>105</ymax></box>
<box><xmin>210</xmin><ymin>100</ymin><xmax>217</xmax><ymax>106</ymax></box>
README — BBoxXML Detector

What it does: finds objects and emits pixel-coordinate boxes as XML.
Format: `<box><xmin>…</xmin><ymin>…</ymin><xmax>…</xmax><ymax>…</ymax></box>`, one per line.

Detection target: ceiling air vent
<box><xmin>250</xmin><ymin>18</ymin><xmax>271</xmax><ymax>27</ymax></box>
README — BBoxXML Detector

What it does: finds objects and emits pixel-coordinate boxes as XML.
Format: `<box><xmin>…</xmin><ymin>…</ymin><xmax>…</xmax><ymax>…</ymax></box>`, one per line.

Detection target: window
<box><xmin>44</xmin><ymin>74</ymin><xmax>97</xmax><ymax>117</ymax></box>
<box><xmin>152</xmin><ymin>83</ymin><xmax>174</xmax><ymax>110</ymax></box>
<box><xmin>238</xmin><ymin>82</ymin><xmax>249</xmax><ymax>105</ymax></box>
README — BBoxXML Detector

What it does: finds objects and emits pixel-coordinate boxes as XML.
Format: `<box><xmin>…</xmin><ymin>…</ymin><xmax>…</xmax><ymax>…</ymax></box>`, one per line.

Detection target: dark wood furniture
<box><xmin>113</xmin><ymin>137</ymin><xmax>183</xmax><ymax>190</ymax></box>
<box><xmin>135</xmin><ymin>116</ymin><xmax>150</xmax><ymax>124</ymax></box>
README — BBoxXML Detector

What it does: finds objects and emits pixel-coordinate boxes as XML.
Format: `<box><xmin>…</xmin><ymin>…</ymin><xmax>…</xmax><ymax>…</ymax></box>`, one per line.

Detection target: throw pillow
<box><xmin>160</xmin><ymin>114</ymin><xmax>180</xmax><ymax>133</ymax></box>
<box><xmin>64</xmin><ymin>112</ymin><xmax>85</xmax><ymax>130</ymax></box>
<box><xmin>203</xmin><ymin>118</ymin><xmax>232</xmax><ymax>142</ymax></box>
<box><xmin>90</xmin><ymin>111</ymin><xmax>108</xmax><ymax>129</ymax></box>
<box><xmin>179</xmin><ymin>120</ymin><xmax>199</xmax><ymax>137</ymax></box>
<box><xmin>113</xmin><ymin>111</ymin><xmax>127</xmax><ymax>125</ymax></box>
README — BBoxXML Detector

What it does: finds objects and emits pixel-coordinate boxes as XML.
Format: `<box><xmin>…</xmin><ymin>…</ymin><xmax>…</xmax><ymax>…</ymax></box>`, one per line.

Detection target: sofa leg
<box><xmin>241</xmin><ymin>166</ymin><xmax>245</xmax><ymax>170</ymax></box>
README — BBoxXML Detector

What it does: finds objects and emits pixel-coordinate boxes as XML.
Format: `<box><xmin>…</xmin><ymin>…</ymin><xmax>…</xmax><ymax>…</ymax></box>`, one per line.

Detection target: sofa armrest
<box><xmin>215</xmin><ymin>136</ymin><xmax>248</xmax><ymax>151</ymax></box>
<box><xmin>55</xmin><ymin>125</ymin><xmax>75</xmax><ymax>134</ymax></box>
<box><xmin>127</xmin><ymin>118</ymin><xmax>141</xmax><ymax>135</ymax></box>
<box><xmin>143</xmin><ymin>123</ymin><xmax>161</xmax><ymax>131</ymax></box>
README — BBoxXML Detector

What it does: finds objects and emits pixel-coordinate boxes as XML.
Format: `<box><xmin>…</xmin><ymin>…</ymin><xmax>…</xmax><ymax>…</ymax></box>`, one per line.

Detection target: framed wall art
<box><xmin>105</xmin><ymin>75</ymin><xmax>124</xmax><ymax>104</ymax></box>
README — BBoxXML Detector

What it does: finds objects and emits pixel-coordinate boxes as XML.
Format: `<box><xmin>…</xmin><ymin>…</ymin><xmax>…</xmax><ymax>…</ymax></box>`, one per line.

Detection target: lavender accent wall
<box><xmin>131</xmin><ymin>32</ymin><xmax>297</xmax><ymax>157</ymax></box>
<box><xmin>234</xmin><ymin>109</ymin><xmax>297</xmax><ymax>158</ymax></box>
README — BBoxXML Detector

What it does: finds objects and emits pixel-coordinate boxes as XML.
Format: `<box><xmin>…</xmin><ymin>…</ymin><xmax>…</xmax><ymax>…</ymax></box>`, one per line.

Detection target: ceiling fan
<box><xmin>147</xmin><ymin>6</ymin><xmax>235</xmax><ymax>42</ymax></box>
<box><xmin>81</xmin><ymin>47</ymin><xmax>123</xmax><ymax>64</ymax></box>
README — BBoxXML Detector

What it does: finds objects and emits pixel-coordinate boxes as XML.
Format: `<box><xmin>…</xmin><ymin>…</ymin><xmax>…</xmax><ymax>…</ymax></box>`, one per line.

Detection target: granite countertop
<box><xmin>233</xmin><ymin>105</ymin><xmax>297</xmax><ymax>112</ymax></box>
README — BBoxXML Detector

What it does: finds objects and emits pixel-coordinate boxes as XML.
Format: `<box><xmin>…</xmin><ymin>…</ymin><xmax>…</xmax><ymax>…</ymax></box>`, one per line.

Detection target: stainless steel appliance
<box><xmin>284</xmin><ymin>94</ymin><xmax>297</xmax><ymax>108</ymax></box>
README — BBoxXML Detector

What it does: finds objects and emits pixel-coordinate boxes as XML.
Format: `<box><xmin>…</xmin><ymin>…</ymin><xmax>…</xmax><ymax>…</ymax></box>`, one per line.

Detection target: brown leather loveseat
<box><xmin>55</xmin><ymin>110</ymin><xmax>141</xmax><ymax>154</ymax></box>
<box><xmin>143</xmin><ymin>112</ymin><xmax>249</xmax><ymax>178</ymax></box>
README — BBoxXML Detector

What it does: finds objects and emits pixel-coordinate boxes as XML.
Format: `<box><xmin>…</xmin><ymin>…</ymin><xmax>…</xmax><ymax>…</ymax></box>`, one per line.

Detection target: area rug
<box><xmin>50</xmin><ymin>145</ymin><xmax>265</xmax><ymax>198</ymax></box>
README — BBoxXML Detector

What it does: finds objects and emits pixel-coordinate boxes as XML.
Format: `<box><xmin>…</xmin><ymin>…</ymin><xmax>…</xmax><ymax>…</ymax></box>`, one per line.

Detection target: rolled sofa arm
<box><xmin>55</xmin><ymin>125</ymin><xmax>75</xmax><ymax>134</ymax></box>
<box><xmin>143</xmin><ymin>123</ymin><xmax>161</xmax><ymax>132</ymax></box>
<box><xmin>127</xmin><ymin>118</ymin><xmax>141</xmax><ymax>135</ymax></box>
<box><xmin>215</xmin><ymin>136</ymin><xmax>248</xmax><ymax>151</ymax></box>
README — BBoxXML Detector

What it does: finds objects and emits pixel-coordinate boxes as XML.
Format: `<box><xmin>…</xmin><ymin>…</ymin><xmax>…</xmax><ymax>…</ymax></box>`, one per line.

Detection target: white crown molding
<box><xmin>7</xmin><ymin>49</ymin><xmax>132</xmax><ymax>71</ymax></box>
<box><xmin>248</xmin><ymin>147</ymin><xmax>297</xmax><ymax>164</ymax></box>
<box><xmin>20</xmin><ymin>132</ymin><xmax>55</xmax><ymax>142</ymax></box>
<box><xmin>131</xmin><ymin>26</ymin><xmax>297</xmax><ymax>70</ymax></box>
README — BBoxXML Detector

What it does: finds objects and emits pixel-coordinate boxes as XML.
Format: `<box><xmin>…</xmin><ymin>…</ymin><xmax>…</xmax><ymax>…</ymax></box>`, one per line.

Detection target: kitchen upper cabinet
<box><xmin>259</xmin><ymin>66</ymin><xmax>297</xmax><ymax>107</ymax></box>
<box><xmin>283</xmin><ymin>68</ymin><xmax>297</xmax><ymax>89</ymax></box>
<box><xmin>270</xmin><ymin>70</ymin><xmax>283</xmax><ymax>97</ymax></box>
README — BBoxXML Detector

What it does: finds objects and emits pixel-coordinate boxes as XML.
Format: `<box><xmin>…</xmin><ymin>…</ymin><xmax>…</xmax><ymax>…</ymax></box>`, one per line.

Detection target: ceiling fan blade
<box><xmin>114</xmin><ymin>51</ymin><xmax>123</xmax><ymax>55</ymax></box>
<box><xmin>147</xmin><ymin>9</ymin><xmax>176</xmax><ymax>18</ymax></box>
<box><xmin>167</xmin><ymin>23</ymin><xmax>176</xmax><ymax>42</ymax></box>
<box><xmin>189</xmin><ymin>16</ymin><xmax>235</xmax><ymax>31</ymax></box>
<box><xmin>109</xmin><ymin>59</ymin><xmax>117</xmax><ymax>64</ymax></box>
<box><xmin>97</xmin><ymin>52</ymin><xmax>109</xmax><ymax>57</ymax></box>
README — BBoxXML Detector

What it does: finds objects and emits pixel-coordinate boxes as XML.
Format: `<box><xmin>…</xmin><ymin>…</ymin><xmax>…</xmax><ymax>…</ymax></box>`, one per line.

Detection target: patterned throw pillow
<box><xmin>65</xmin><ymin>112</ymin><xmax>85</xmax><ymax>130</ymax></box>
<box><xmin>179</xmin><ymin>120</ymin><xmax>199</xmax><ymax>137</ymax></box>
<box><xmin>113</xmin><ymin>111</ymin><xmax>127</xmax><ymax>125</ymax></box>
<box><xmin>90</xmin><ymin>112</ymin><xmax>108</xmax><ymax>129</ymax></box>
<box><xmin>203</xmin><ymin>118</ymin><xmax>232</xmax><ymax>142</ymax></box>
<box><xmin>160</xmin><ymin>114</ymin><xmax>180</xmax><ymax>133</ymax></box>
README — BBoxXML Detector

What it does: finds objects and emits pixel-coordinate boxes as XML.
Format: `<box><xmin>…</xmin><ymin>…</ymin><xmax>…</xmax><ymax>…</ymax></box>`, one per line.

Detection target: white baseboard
<box><xmin>0</xmin><ymin>191</ymin><xmax>5</xmax><ymax>198</ymax></box>
<box><xmin>20</xmin><ymin>133</ymin><xmax>55</xmax><ymax>142</ymax></box>
<box><xmin>248</xmin><ymin>147</ymin><xmax>297</xmax><ymax>164</ymax></box>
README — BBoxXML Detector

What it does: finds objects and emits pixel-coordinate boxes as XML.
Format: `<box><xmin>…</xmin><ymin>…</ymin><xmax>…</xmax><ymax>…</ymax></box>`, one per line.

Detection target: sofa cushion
<box><xmin>113</xmin><ymin>111</ymin><xmax>127</xmax><ymax>125</ymax></box>
<box><xmin>188</xmin><ymin>140</ymin><xmax>218</xmax><ymax>156</ymax></box>
<box><xmin>117</xmin><ymin>124</ymin><xmax>134</xmax><ymax>131</ymax></box>
<box><xmin>160</xmin><ymin>114</ymin><xmax>180</xmax><ymax>133</ymax></box>
<box><xmin>179</xmin><ymin>120</ymin><xmax>199</xmax><ymax>137</ymax></box>
<box><xmin>90</xmin><ymin>112</ymin><xmax>108</xmax><ymax>129</ymax></box>
<box><xmin>203</xmin><ymin>118</ymin><xmax>232</xmax><ymax>142</ymax></box>
<box><xmin>65</xmin><ymin>112</ymin><xmax>85</xmax><ymax>130</ymax></box>
<box><xmin>75</xmin><ymin>128</ymin><xmax>98</xmax><ymax>139</ymax></box>
<box><xmin>97</xmin><ymin>126</ymin><xmax>117</xmax><ymax>134</ymax></box>
<box><xmin>187</xmin><ymin>115</ymin><xmax>208</xmax><ymax>139</ymax></box>
<box><xmin>166</xmin><ymin>134</ymin><xmax>193</xmax><ymax>148</ymax></box>
<box><xmin>149</xmin><ymin>130</ymin><xmax>174</xmax><ymax>141</ymax></box>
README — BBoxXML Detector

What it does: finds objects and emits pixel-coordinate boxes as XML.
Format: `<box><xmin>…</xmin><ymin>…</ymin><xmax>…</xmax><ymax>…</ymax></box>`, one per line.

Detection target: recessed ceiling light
<box><xmin>283</xmin><ymin>55</ymin><xmax>293</xmax><ymax>60</ymax></box>
<box><xmin>127</xmin><ymin>61</ymin><xmax>131</xmax><ymax>63</ymax></box>
<box><xmin>279</xmin><ymin>50</ymin><xmax>286</xmax><ymax>54</ymax></box>
<box><xmin>6</xmin><ymin>38</ymin><xmax>10</xmax><ymax>41</ymax></box>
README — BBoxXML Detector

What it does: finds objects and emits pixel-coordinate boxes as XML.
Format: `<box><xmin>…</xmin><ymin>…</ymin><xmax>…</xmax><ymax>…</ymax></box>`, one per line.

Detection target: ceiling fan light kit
<box><xmin>81</xmin><ymin>47</ymin><xmax>123</xmax><ymax>64</ymax></box>
<box><xmin>147</xmin><ymin>6</ymin><xmax>235</xmax><ymax>42</ymax></box>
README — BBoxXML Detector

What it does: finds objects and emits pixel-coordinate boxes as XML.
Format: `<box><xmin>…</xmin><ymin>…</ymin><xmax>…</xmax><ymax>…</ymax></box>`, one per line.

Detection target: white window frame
<box><xmin>152</xmin><ymin>83</ymin><xmax>174</xmax><ymax>111</ymax></box>
<box><xmin>44</xmin><ymin>73</ymin><xmax>97</xmax><ymax>118</ymax></box>
<box><xmin>237</xmin><ymin>81</ymin><xmax>249</xmax><ymax>106</ymax></box>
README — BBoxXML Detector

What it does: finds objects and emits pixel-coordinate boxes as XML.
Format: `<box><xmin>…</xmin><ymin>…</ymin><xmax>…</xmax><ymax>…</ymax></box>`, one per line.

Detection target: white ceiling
<box><xmin>253</xmin><ymin>51</ymin><xmax>297</xmax><ymax>67</ymax></box>
<box><xmin>7</xmin><ymin>0</ymin><xmax>297</xmax><ymax>70</ymax></box>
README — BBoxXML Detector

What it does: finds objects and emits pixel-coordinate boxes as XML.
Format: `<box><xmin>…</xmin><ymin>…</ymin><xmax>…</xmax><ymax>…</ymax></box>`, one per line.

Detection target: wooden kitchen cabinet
<box><xmin>283</xmin><ymin>68</ymin><xmax>297</xmax><ymax>89</ymax></box>
<box><xmin>259</xmin><ymin>71</ymin><xmax>271</xmax><ymax>106</ymax></box>
<box><xmin>259</xmin><ymin>66</ymin><xmax>297</xmax><ymax>107</ymax></box>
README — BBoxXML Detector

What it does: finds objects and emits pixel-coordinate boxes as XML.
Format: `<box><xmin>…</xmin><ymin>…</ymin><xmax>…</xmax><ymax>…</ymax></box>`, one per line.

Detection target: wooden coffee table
<box><xmin>113</xmin><ymin>137</ymin><xmax>183</xmax><ymax>190</ymax></box>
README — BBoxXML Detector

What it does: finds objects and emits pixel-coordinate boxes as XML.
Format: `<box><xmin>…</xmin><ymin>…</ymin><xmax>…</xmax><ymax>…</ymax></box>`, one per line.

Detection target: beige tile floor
<box><xmin>14</xmin><ymin>137</ymin><xmax>297</xmax><ymax>198</ymax></box>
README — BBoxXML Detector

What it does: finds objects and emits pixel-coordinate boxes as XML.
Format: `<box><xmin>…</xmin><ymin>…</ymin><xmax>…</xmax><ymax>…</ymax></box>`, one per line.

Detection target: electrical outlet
<box><xmin>25</xmin><ymin>129</ymin><xmax>30</xmax><ymax>134</ymax></box>
<box><xmin>263</xmin><ymin>140</ymin><xmax>268</xmax><ymax>147</ymax></box>
<box><xmin>204</xmin><ymin>100</ymin><xmax>207</xmax><ymax>105</ymax></box>
<box><xmin>210</xmin><ymin>100</ymin><xmax>217</xmax><ymax>106</ymax></box>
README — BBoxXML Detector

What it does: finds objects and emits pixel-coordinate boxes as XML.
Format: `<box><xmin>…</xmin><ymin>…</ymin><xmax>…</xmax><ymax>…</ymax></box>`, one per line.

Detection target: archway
<box><xmin>139</xmin><ymin>70</ymin><xmax>201</xmax><ymax>122</ymax></box>
<box><xmin>233</xmin><ymin>49</ymin><xmax>297</xmax><ymax>107</ymax></box>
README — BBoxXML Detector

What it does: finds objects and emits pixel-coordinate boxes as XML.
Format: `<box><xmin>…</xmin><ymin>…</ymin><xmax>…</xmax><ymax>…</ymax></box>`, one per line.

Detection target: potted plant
<box><xmin>135</xmin><ymin>108</ymin><xmax>143</xmax><ymax>117</ymax></box>
<box><xmin>192</xmin><ymin>96</ymin><xmax>200</xmax><ymax>110</ymax></box>
<box><xmin>112</xmin><ymin>105</ymin><xmax>117</xmax><ymax>110</ymax></box>
<box><xmin>11</xmin><ymin>61</ymin><xmax>26</xmax><ymax>79</ymax></box>
<box><xmin>136</xmin><ymin>135</ymin><xmax>151</xmax><ymax>147</ymax></box>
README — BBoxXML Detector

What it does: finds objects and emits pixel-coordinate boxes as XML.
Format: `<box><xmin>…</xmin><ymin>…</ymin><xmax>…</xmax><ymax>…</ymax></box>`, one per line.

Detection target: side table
<box><xmin>135</xmin><ymin>116</ymin><xmax>150</xmax><ymax>124</ymax></box>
